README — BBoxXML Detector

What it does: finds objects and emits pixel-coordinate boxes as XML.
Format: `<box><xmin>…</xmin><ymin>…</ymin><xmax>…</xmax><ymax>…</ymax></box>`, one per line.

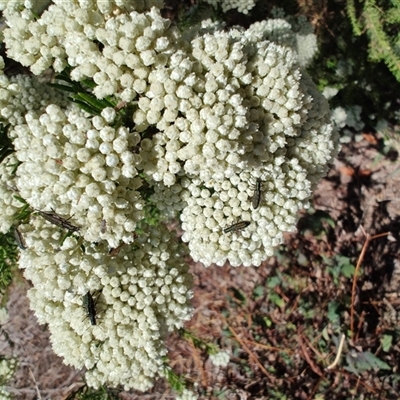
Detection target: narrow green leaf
<box><xmin>47</xmin><ymin>82</ymin><xmax>76</xmax><ymax>93</ymax></box>
<box><xmin>362</xmin><ymin>351</ymin><xmax>391</xmax><ymax>370</ymax></box>
<box><xmin>73</xmin><ymin>92</ymin><xmax>105</xmax><ymax>112</ymax></box>
<box><xmin>71</xmin><ymin>99</ymin><xmax>101</xmax><ymax>115</ymax></box>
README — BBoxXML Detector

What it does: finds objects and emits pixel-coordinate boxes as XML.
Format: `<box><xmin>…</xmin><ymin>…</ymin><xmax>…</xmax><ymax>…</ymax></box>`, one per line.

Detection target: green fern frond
<box><xmin>346</xmin><ymin>0</ymin><xmax>363</xmax><ymax>36</ymax></box>
<box><xmin>162</xmin><ymin>365</ymin><xmax>186</xmax><ymax>393</ymax></box>
<box><xmin>347</xmin><ymin>0</ymin><xmax>400</xmax><ymax>81</ymax></box>
<box><xmin>363</xmin><ymin>0</ymin><xmax>400</xmax><ymax>81</ymax></box>
<box><xmin>386</xmin><ymin>6</ymin><xmax>400</xmax><ymax>24</ymax></box>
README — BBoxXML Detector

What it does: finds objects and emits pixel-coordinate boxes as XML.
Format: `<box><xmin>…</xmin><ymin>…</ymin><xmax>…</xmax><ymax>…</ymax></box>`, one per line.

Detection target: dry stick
<box><xmin>227</xmin><ymin>324</ymin><xmax>275</xmax><ymax>381</ymax></box>
<box><xmin>29</xmin><ymin>367</ymin><xmax>42</xmax><ymax>400</ymax></box>
<box><xmin>355</xmin><ymin>311</ymin><xmax>366</xmax><ymax>342</ymax></box>
<box><xmin>187</xmin><ymin>338</ymin><xmax>207</xmax><ymax>387</ymax></box>
<box><xmin>308</xmin><ymin>376</ymin><xmax>324</xmax><ymax>400</ymax></box>
<box><xmin>297</xmin><ymin>329</ymin><xmax>328</xmax><ymax>381</ymax></box>
<box><xmin>350</xmin><ymin>229</ymin><xmax>389</xmax><ymax>338</ymax></box>
<box><xmin>243</xmin><ymin>340</ymin><xmax>293</xmax><ymax>354</ymax></box>
<box><xmin>326</xmin><ymin>333</ymin><xmax>346</xmax><ymax>370</ymax></box>
<box><xmin>303</xmin><ymin>332</ymin><xmax>326</xmax><ymax>361</ymax></box>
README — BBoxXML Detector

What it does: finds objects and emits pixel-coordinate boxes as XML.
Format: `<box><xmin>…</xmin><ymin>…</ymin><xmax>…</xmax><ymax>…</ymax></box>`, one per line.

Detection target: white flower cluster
<box><xmin>18</xmin><ymin>216</ymin><xmax>193</xmax><ymax>391</ymax></box>
<box><xmin>137</xmin><ymin>25</ymin><xmax>339</xmax><ymax>266</ymax></box>
<box><xmin>0</xmin><ymin>1</ymin><xmax>174</xmax><ymax>99</ymax></box>
<box><xmin>0</xmin><ymin>356</ymin><xmax>17</xmax><ymax>399</ymax></box>
<box><xmin>176</xmin><ymin>388</ymin><xmax>198</xmax><ymax>400</ymax></box>
<box><xmin>0</xmin><ymin>0</ymin><xmax>340</xmax><ymax>271</ymax></box>
<box><xmin>0</xmin><ymin>63</ymin><xmax>67</xmax><ymax>129</ymax></box>
<box><xmin>0</xmin><ymin>154</ymin><xmax>23</xmax><ymax>234</ymax></box>
<box><xmin>0</xmin><ymin>0</ymin><xmax>342</xmax><ymax>394</ymax></box>
<box><xmin>209</xmin><ymin>351</ymin><xmax>230</xmax><ymax>367</ymax></box>
<box><xmin>0</xmin><ymin>54</ymin><xmax>144</xmax><ymax>246</ymax></box>
<box><xmin>0</xmin><ymin>306</ymin><xmax>8</xmax><ymax>324</ymax></box>
<box><xmin>0</xmin><ymin>357</ymin><xmax>17</xmax><ymax>382</ymax></box>
<box><xmin>11</xmin><ymin>103</ymin><xmax>143</xmax><ymax>247</ymax></box>
<box><xmin>0</xmin><ymin>386</ymin><xmax>12</xmax><ymax>400</ymax></box>
<box><xmin>203</xmin><ymin>0</ymin><xmax>257</xmax><ymax>14</ymax></box>
<box><xmin>247</xmin><ymin>14</ymin><xmax>318</xmax><ymax>68</ymax></box>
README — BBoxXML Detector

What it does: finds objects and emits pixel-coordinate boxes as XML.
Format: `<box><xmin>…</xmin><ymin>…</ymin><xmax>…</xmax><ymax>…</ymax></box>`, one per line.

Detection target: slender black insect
<box><xmin>251</xmin><ymin>177</ymin><xmax>263</xmax><ymax>209</ymax></box>
<box><xmin>38</xmin><ymin>210</ymin><xmax>80</xmax><ymax>233</ymax></box>
<box><xmin>82</xmin><ymin>291</ymin><xmax>98</xmax><ymax>326</ymax></box>
<box><xmin>223</xmin><ymin>220</ymin><xmax>251</xmax><ymax>233</ymax></box>
<box><xmin>13</xmin><ymin>227</ymin><xmax>26</xmax><ymax>250</ymax></box>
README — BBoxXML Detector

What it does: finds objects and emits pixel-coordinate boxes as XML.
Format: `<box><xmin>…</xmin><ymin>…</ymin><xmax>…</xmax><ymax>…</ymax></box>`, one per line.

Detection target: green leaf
<box><xmin>162</xmin><ymin>365</ymin><xmax>186</xmax><ymax>393</ymax></box>
<box><xmin>263</xmin><ymin>317</ymin><xmax>272</xmax><ymax>327</ymax></box>
<box><xmin>362</xmin><ymin>351</ymin><xmax>391</xmax><ymax>370</ymax></box>
<box><xmin>327</xmin><ymin>301</ymin><xmax>340</xmax><ymax>323</ymax></box>
<box><xmin>336</xmin><ymin>255</ymin><xmax>356</xmax><ymax>278</ymax></box>
<box><xmin>341</xmin><ymin>262</ymin><xmax>355</xmax><ymax>278</ymax></box>
<box><xmin>269</xmin><ymin>292</ymin><xmax>284</xmax><ymax>307</ymax></box>
<box><xmin>73</xmin><ymin>92</ymin><xmax>113</xmax><ymax>111</ymax></box>
<box><xmin>345</xmin><ymin>350</ymin><xmax>391</xmax><ymax>375</ymax></box>
<box><xmin>47</xmin><ymin>82</ymin><xmax>76</xmax><ymax>93</ymax></box>
<box><xmin>72</xmin><ymin>98</ymin><xmax>102</xmax><ymax>115</ymax></box>
<box><xmin>253</xmin><ymin>285</ymin><xmax>264</xmax><ymax>298</ymax></box>
<box><xmin>267</xmin><ymin>276</ymin><xmax>281</xmax><ymax>288</ymax></box>
<box><xmin>381</xmin><ymin>334</ymin><xmax>393</xmax><ymax>352</ymax></box>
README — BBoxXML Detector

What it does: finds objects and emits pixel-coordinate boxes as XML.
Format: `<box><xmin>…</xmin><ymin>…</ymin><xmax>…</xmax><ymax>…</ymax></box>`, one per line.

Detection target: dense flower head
<box><xmin>0</xmin><ymin>3</ymin><xmax>340</xmax><ymax>271</ymax></box>
<box><xmin>0</xmin><ymin>356</ymin><xmax>18</xmax><ymax>399</ymax></box>
<box><xmin>137</xmin><ymin>25</ymin><xmax>339</xmax><ymax>266</ymax></box>
<box><xmin>209</xmin><ymin>351</ymin><xmax>230</xmax><ymax>367</ymax></box>
<box><xmin>203</xmin><ymin>0</ymin><xmax>257</xmax><ymax>14</ymax></box>
<box><xmin>176</xmin><ymin>388</ymin><xmax>199</xmax><ymax>400</ymax></box>
<box><xmin>1</xmin><ymin>1</ymin><xmax>176</xmax><ymax>99</ymax></box>
<box><xmin>0</xmin><ymin>356</ymin><xmax>17</xmax><ymax>383</ymax></box>
<box><xmin>0</xmin><ymin>154</ymin><xmax>23</xmax><ymax>233</ymax></box>
<box><xmin>19</xmin><ymin>216</ymin><xmax>193</xmax><ymax>391</ymax></box>
<box><xmin>0</xmin><ymin>1</ymin><xmax>341</xmax><ymax>391</ymax></box>
<box><xmin>12</xmin><ymin>103</ymin><xmax>144</xmax><ymax>247</ymax></box>
<box><xmin>248</xmin><ymin>13</ymin><xmax>318</xmax><ymax>68</ymax></box>
<box><xmin>0</xmin><ymin>69</ymin><xmax>68</xmax><ymax>129</ymax></box>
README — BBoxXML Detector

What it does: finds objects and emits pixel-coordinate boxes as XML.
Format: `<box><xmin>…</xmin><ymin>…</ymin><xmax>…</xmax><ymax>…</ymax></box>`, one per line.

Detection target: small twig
<box><xmin>350</xmin><ymin>229</ymin><xmax>389</xmax><ymax>338</ymax></box>
<box><xmin>187</xmin><ymin>338</ymin><xmax>207</xmax><ymax>387</ymax></box>
<box><xmin>308</xmin><ymin>376</ymin><xmax>323</xmax><ymax>400</ymax></box>
<box><xmin>243</xmin><ymin>339</ymin><xmax>293</xmax><ymax>354</ymax></box>
<box><xmin>355</xmin><ymin>311</ymin><xmax>366</xmax><ymax>342</ymax></box>
<box><xmin>29</xmin><ymin>367</ymin><xmax>42</xmax><ymax>400</ymax></box>
<box><xmin>326</xmin><ymin>334</ymin><xmax>346</xmax><ymax>370</ymax></box>
<box><xmin>303</xmin><ymin>333</ymin><xmax>325</xmax><ymax>360</ymax></box>
<box><xmin>227</xmin><ymin>324</ymin><xmax>275</xmax><ymax>382</ymax></box>
<box><xmin>297</xmin><ymin>329</ymin><xmax>327</xmax><ymax>381</ymax></box>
